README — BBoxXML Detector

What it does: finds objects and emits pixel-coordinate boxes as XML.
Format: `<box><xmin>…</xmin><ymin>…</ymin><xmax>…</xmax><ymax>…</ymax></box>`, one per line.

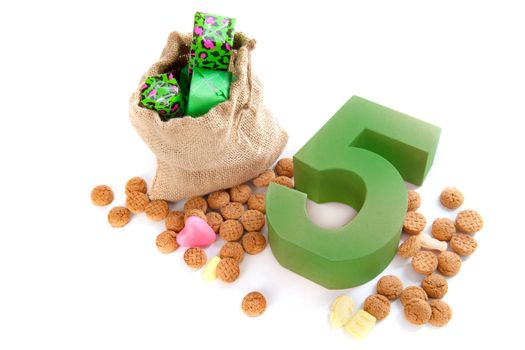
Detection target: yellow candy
<box><xmin>344</xmin><ymin>309</ymin><xmax>376</xmax><ymax>340</ymax></box>
<box><xmin>202</xmin><ymin>256</ymin><xmax>221</xmax><ymax>281</ymax></box>
<box><xmin>329</xmin><ymin>295</ymin><xmax>354</xmax><ymax>329</ymax></box>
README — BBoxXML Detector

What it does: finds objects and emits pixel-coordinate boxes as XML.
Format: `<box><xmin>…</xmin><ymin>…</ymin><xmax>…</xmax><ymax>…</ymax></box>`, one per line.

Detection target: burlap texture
<box><xmin>130</xmin><ymin>32</ymin><xmax>288</xmax><ymax>201</ymax></box>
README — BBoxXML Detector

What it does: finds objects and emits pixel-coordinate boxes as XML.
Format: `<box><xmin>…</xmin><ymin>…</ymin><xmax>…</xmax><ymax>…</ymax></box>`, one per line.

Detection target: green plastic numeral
<box><xmin>266</xmin><ymin>96</ymin><xmax>441</xmax><ymax>289</ymax></box>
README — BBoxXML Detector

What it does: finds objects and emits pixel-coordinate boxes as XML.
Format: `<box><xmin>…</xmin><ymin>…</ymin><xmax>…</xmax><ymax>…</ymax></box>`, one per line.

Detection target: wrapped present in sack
<box><xmin>129</xmin><ymin>32</ymin><xmax>288</xmax><ymax>201</ymax></box>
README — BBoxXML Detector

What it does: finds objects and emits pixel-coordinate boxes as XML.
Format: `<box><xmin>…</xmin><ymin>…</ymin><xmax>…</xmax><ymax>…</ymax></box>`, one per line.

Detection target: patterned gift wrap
<box><xmin>190</xmin><ymin>12</ymin><xmax>236</xmax><ymax>71</ymax></box>
<box><xmin>139</xmin><ymin>72</ymin><xmax>185</xmax><ymax>121</ymax></box>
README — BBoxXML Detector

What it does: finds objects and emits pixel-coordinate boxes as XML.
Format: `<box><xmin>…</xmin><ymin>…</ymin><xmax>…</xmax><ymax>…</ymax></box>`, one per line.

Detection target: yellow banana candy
<box><xmin>344</xmin><ymin>309</ymin><xmax>376</xmax><ymax>340</ymax></box>
<box><xmin>329</xmin><ymin>295</ymin><xmax>354</xmax><ymax>329</ymax></box>
<box><xmin>202</xmin><ymin>256</ymin><xmax>221</xmax><ymax>281</ymax></box>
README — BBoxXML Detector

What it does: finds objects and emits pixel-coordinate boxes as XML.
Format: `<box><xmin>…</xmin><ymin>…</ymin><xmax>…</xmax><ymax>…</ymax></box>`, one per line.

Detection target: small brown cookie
<box><xmin>404</xmin><ymin>298</ymin><xmax>432</xmax><ymax>325</ymax></box>
<box><xmin>145</xmin><ymin>200</ymin><xmax>169</xmax><ymax>221</ymax></box>
<box><xmin>108</xmin><ymin>206</ymin><xmax>131</xmax><ymax>228</ymax></box>
<box><xmin>184</xmin><ymin>208</ymin><xmax>207</xmax><ymax>223</ymax></box>
<box><xmin>242</xmin><ymin>232</ymin><xmax>267</xmax><ymax>255</ymax></box>
<box><xmin>247</xmin><ymin>193</ymin><xmax>266</xmax><ymax>213</ymax></box>
<box><xmin>184</xmin><ymin>196</ymin><xmax>208</xmax><ymax>213</ymax></box>
<box><xmin>364</xmin><ymin>294</ymin><xmax>390</xmax><ymax>320</ymax></box>
<box><xmin>437</xmin><ymin>251</ymin><xmax>462</xmax><ymax>276</ymax></box>
<box><xmin>275</xmin><ymin>158</ymin><xmax>294</xmax><ymax>177</ymax></box>
<box><xmin>440</xmin><ymin>187</ymin><xmax>464</xmax><ymax>209</ymax></box>
<box><xmin>219</xmin><ymin>220</ymin><xmax>244</xmax><ymax>242</ymax></box>
<box><xmin>183</xmin><ymin>247</ymin><xmax>207</xmax><ymax>269</ymax></box>
<box><xmin>241</xmin><ymin>291</ymin><xmax>267</xmax><ymax>317</ymax></box>
<box><xmin>126</xmin><ymin>191</ymin><xmax>150</xmax><ymax>214</ymax></box>
<box><xmin>421</xmin><ymin>274</ymin><xmax>448</xmax><ymax>299</ymax></box>
<box><xmin>229</xmin><ymin>184</ymin><xmax>252</xmax><ymax>204</ymax></box>
<box><xmin>216</xmin><ymin>257</ymin><xmax>240</xmax><ymax>282</ymax></box>
<box><xmin>376</xmin><ymin>275</ymin><xmax>403</xmax><ymax>300</ymax></box>
<box><xmin>220</xmin><ymin>202</ymin><xmax>244</xmax><ymax>220</ymax></box>
<box><xmin>219</xmin><ymin>242</ymin><xmax>244</xmax><ymax>263</ymax></box>
<box><xmin>252</xmin><ymin>169</ymin><xmax>276</xmax><ymax>187</ymax></box>
<box><xmin>403</xmin><ymin>211</ymin><xmax>426</xmax><ymax>235</ymax></box>
<box><xmin>455</xmin><ymin>210</ymin><xmax>483</xmax><ymax>234</ymax></box>
<box><xmin>450</xmin><ymin>233</ymin><xmax>477</xmax><ymax>256</ymax></box>
<box><xmin>206</xmin><ymin>212</ymin><xmax>223</xmax><ymax>233</ymax></box>
<box><xmin>156</xmin><ymin>230</ymin><xmax>179</xmax><ymax>254</ymax></box>
<box><xmin>407</xmin><ymin>190</ymin><xmax>421</xmax><ymax>212</ymax></box>
<box><xmin>91</xmin><ymin>185</ymin><xmax>114</xmax><ymax>206</ymax></box>
<box><xmin>165</xmin><ymin>211</ymin><xmax>185</xmax><ymax>232</ymax></box>
<box><xmin>412</xmin><ymin>251</ymin><xmax>438</xmax><ymax>275</ymax></box>
<box><xmin>400</xmin><ymin>286</ymin><xmax>428</xmax><ymax>306</ymax></box>
<box><xmin>270</xmin><ymin>176</ymin><xmax>294</xmax><ymax>188</ymax></box>
<box><xmin>429</xmin><ymin>300</ymin><xmax>452</xmax><ymax>327</ymax></box>
<box><xmin>125</xmin><ymin>176</ymin><xmax>147</xmax><ymax>195</ymax></box>
<box><xmin>240</xmin><ymin>210</ymin><xmax>265</xmax><ymax>232</ymax></box>
<box><xmin>431</xmin><ymin>218</ymin><xmax>456</xmax><ymax>241</ymax></box>
<box><xmin>398</xmin><ymin>235</ymin><xmax>421</xmax><ymax>258</ymax></box>
<box><xmin>207</xmin><ymin>190</ymin><xmax>230</xmax><ymax>209</ymax></box>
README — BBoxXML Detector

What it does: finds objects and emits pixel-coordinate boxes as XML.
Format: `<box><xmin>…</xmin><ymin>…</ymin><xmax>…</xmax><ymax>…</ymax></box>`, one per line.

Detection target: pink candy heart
<box><xmin>176</xmin><ymin>216</ymin><xmax>216</xmax><ymax>247</ymax></box>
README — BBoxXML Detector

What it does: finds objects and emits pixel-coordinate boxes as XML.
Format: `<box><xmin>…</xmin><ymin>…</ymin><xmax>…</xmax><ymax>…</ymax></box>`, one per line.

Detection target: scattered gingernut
<box><xmin>455</xmin><ymin>209</ymin><xmax>483</xmax><ymax>234</ymax></box>
<box><xmin>247</xmin><ymin>193</ymin><xmax>266</xmax><ymax>213</ymax></box>
<box><xmin>126</xmin><ymin>191</ymin><xmax>150</xmax><ymax>214</ymax></box>
<box><xmin>376</xmin><ymin>275</ymin><xmax>403</xmax><ymax>300</ymax></box>
<box><xmin>219</xmin><ymin>242</ymin><xmax>244</xmax><ymax>263</ymax></box>
<box><xmin>220</xmin><ymin>202</ymin><xmax>244</xmax><ymax>220</ymax></box>
<box><xmin>156</xmin><ymin>230</ymin><xmax>178</xmax><ymax>253</ymax></box>
<box><xmin>429</xmin><ymin>300</ymin><xmax>452</xmax><ymax>327</ymax></box>
<box><xmin>207</xmin><ymin>190</ymin><xmax>230</xmax><ymax>209</ymax></box>
<box><xmin>165</xmin><ymin>211</ymin><xmax>185</xmax><ymax>232</ymax></box>
<box><xmin>404</xmin><ymin>298</ymin><xmax>431</xmax><ymax>325</ymax></box>
<box><xmin>91</xmin><ymin>185</ymin><xmax>114</xmax><ymax>206</ymax></box>
<box><xmin>108</xmin><ymin>206</ymin><xmax>131</xmax><ymax>228</ymax></box>
<box><xmin>240</xmin><ymin>210</ymin><xmax>265</xmax><ymax>232</ymax></box>
<box><xmin>184</xmin><ymin>208</ymin><xmax>207</xmax><ymax>223</ymax></box>
<box><xmin>241</xmin><ymin>291</ymin><xmax>267</xmax><ymax>317</ymax></box>
<box><xmin>206</xmin><ymin>211</ymin><xmax>223</xmax><ymax>233</ymax></box>
<box><xmin>418</xmin><ymin>232</ymin><xmax>448</xmax><ymax>252</ymax></box>
<box><xmin>183</xmin><ymin>247</ymin><xmax>207</xmax><ymax>269</ymax></box>
<box><xmin>270</xmin><ymin>176</ymin><xmax>294</xmax><ymax>188</ymax></box>
<box><xmin>450</xmin><ymin>233</ymin><xmax>477</xmax><ymax>256</ymax></box>
<box><xmin>125</xmin><ymin>177</ymin><xmax>147</xmax><ymax>195</ymax></box>
<box><xmin>407</xmin><ymin>190</ymin><xmax>421</xmax><ymax>211</ymax></box>
<box><xmin>219</xmin><ymin>220</ymin><xmax>244</xmax><ymax>242</ymax></box>
<box><xmin>412</xmin><ymin>251</ymin><xmax>438</xmax><ymax>275</ymax></box>
<box><xmin>431</xmin><ymin>218</ymin><xmax>456</xmax><ymax>241</ymax></box>
<box><xmin>400</xmin><ymin>286</ymin><xmax>428</xmax><ymax>306</ymax></box>
<box><xmin>437</xmin><ymin>251</ymin><xmax>462</xmax><ymax>276</ymax></box>
<box><xmin>252</xmin><ymin>169</ymin><xmax>276</xmax><ymax>187</ymax></box>
<box><xmin>363</xmin><ymin>294</ymin><xmax>390</xmax><ymax>321</ymax></box>
<box><xmin>216</xmin><ymin>257</ymin><xmax>240</xmax><ymax>282</ymax></box>
<box><xmin>145</xmin><ymin>200</ymin><xmax>169</xmax><ymax>221</ymax></box>
<box><xmin>403</xmin><ymin>211</ymin><xmax>426</xmax><ymax>235</ymax></box>
<box><xmin>275</xmin><ymin>158</ymin><xmax>294</xmax><ymax>177</ymax></box>
<box><xmin>184</xmin><ymin>196</ymin><xmax>208</xmax><ymax>213</ymax></box>
<box><xmin>229</xmin><ymin>184</ymin><xmax>252</xmax><ymax>204</ymax></box>
<box><xmin>398</xmin><ymin>235</ymin><xmax>421</xmax><ymax>258</ymax></box>
<box><xmin>421</xmin><ymin>274</ymin><xmax>448</xmax><ymax>299</ymax></box>
<box><xmin>241</xmin><ymin>232</ymin><xmax>267</xmax><ymax>255</ymax></box>
<box><xmin>440</xmin><ymin>187</ymin><xmax>464</xmax><ymax>209</ymax></box>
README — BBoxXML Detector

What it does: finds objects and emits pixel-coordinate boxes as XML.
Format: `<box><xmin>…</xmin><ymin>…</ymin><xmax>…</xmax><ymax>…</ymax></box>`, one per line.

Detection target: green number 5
<box><xmin>266</xmin><ymin>96</ymin><xmax>441</xmax><ymax>289</ymax></box>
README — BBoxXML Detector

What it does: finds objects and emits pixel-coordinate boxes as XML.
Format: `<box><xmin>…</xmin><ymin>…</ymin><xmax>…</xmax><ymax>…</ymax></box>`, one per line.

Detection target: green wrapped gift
<box><xmin>140</xmin><ymin>72</ymin><xmax>185</xmax><ymax>121</ymax></box>
<box><xmin>186</xmin><ymin>67</ymin><xmax>232</xmax><ymax>117</ymax></box>
<box><xmin>190</xmin><ymin>12</ymin><xmax>236</xmax><ymax>71</ymax></box>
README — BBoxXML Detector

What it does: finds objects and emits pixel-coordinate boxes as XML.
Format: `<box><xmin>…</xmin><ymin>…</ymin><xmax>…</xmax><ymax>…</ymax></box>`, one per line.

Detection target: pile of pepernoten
<box><xmin>139</xmin><ymin>12</ymin><xmax>235</xmax><ymax>121</ymax></box>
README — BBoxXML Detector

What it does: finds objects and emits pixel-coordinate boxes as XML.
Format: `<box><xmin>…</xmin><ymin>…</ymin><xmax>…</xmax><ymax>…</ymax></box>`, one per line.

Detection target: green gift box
<box><xmin>140</xmin><ymin>72</ymin><xmax>185</xmax><ymax>121</ymax></box>
<box><xmin>186</xmin><ymin>67</ymin><xmax>232</xmax><ymax>117</ymax></box>
<box><xmin>190</xmin><ymin>12</ymin><xmax>236</xmax><ymax>71</ymax></box>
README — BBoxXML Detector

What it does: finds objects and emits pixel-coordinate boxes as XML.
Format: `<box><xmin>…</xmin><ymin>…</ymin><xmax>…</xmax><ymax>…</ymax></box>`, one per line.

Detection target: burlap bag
<box><xmin>130</xmin><ymin>31</ymin><xmax>288</xmax><ymax>201</ymax></box>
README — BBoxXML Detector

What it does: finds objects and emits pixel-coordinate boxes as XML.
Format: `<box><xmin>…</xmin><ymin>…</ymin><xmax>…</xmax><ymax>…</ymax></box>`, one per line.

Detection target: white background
<box><xmin>1</xmin><ymin>0</ymin><xmax>524</xmax><ymax>349</ymax></box>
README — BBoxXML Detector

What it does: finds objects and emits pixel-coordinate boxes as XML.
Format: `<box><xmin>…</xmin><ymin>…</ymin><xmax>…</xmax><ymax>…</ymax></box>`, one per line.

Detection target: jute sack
<box><xmin>130</xmin><ymin>31</ymin><xmax>288</xmax><ymax>201</ymax></box>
